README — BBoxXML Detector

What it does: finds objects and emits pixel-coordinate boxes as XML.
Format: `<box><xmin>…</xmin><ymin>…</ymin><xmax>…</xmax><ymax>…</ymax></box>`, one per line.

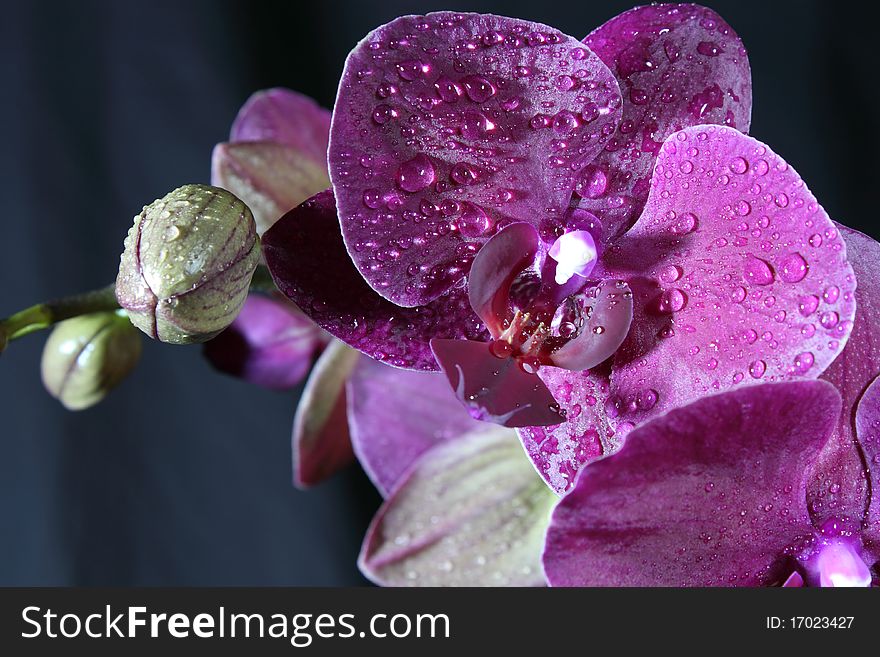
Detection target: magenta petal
<box><xmin>517</xmin><ymin>364</ymin><xmax>616</xmax><ymax>494</ymax></box>
<box><xmin>348</xmin><ymin>356</ymin><xmax>488</xmax><ymax>497</ymax></box>
<box><xmin>599</xmin><ymin>126</ymin><xmax>856</xmax><ymax>427</ymax></box>
<box><xmin>581</xmin><ymin>4</ymin><xmax>751</xmax><ymax>241</ymax></box>
<box><xmin>329</xmin><ymin>12</ymin><xmax>622</xmax><ymax>307</ymax></box>
<box><xmin>431</xmin><ymin>338</ymin><xmax>565</xmax><ymax>428</ymax></box>
<box><xmin>549</xmin><ymin>279</ymin><xmax>633</xmax><ymax>371</ymax></box>
<box><xmin>230</xmin><ymin>88</ymin><xmax>331</xmax><ymax>167</ymax></box>
<box><xmin>808</xmin><ymin>226</ymin><xmax>880</xmax><ymax>528</ymax></box>
<box><xmin>544</xmin><ymin>381</ymin><xmax>840</xmax><ymax>587</ymax></box>
<box><xmin>782</xmin><ymin>571</ymin><xmax>804</xmax><ymax>587</ymax></box>
<box><xmin>856</xmin><ymin>376</ymin><xmax>880</xmax><ymax>548</ymax></box>
<box><xmin>203</xmin><ymin>295</ymin><xmax>322</xmax><ymax>390</ymax></box>
<box><xmin>468</xmin><ymin>223</ymin><xmax>539</xmax><ymax>336</ymax></box>
<box><xmin>263</xmin><ymin>190</ymin><xmax>488</xmax><ymax>370</ymax></box>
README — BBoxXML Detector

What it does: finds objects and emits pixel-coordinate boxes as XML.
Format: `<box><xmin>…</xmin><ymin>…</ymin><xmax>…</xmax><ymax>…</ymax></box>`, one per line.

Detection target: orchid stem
<box><xmin>0</xmin><ymin>265</ymin><xmax>278</xmax><ymax>352</ymax></box>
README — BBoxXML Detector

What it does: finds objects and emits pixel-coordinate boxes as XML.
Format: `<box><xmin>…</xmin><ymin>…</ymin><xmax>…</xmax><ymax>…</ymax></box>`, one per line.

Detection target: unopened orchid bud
<box><xmin>116</xmin><ymin>184</ymin><xmax>260</xmax><ymax>344</ymax></box>
<box><xmin>40</xmin><ymin>311</ymin><xmax>142</xmax><ymax>410</ymax></box>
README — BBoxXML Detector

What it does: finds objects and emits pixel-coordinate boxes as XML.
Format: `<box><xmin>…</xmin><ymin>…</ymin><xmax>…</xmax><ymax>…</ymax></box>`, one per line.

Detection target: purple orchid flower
<box><xmin>543</xmin><ymin>377</ymin><xmax>880</xmax><ymax>587</ymax></box>
<box><xmin>263</xmin><ymin>7</ymin><xmax>857</xmax><ymax>495</ymax></box>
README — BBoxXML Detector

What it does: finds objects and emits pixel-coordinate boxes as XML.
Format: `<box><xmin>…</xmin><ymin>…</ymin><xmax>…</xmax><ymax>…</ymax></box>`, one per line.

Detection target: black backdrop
<box><xmin>0</xmin><ymin>0</ymin><xmax>877</xmax><ymax>585</ymax></box>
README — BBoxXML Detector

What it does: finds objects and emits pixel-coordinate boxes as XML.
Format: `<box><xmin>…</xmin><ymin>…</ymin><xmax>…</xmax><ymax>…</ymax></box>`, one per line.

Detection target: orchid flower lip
<box><xmin>812</xmin><ymin>539</ymin><xmax>872</xmax><ymax>588</ymax></box>
<box><xmin>548</xmin><ymin>230</ymin><xmax>599</xmax><ymax>286</ymax></box>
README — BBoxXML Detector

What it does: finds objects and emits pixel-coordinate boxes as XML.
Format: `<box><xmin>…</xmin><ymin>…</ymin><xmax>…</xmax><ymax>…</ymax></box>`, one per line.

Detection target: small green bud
<box><xmin>41</xmin><ymin>311</ymin><xmax>142</xmax><ymax>410</ymax></box>
<box><xmin>116</xmin><ymin>184</ymin><xmax>261</xmax><ymax>344</ymax></box>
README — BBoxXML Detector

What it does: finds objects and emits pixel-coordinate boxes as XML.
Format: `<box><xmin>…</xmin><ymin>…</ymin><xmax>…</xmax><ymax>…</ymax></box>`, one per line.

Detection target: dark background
<box><xmin>0</xmin><ymin>0</ymin><xmax>877</xmax><ymax>585</ymax></box>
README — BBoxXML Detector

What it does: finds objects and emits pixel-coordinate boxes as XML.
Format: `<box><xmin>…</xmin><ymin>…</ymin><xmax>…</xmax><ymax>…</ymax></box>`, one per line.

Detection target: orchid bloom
<box><xmin>544</xmin><ymin>377</ymin><xmax>880</xmax><ymax>587</ymax></box>
<box><xmin>262</xmin><ymin>7</ymin><xmax>857</xmax><ymax>495</ymax></box>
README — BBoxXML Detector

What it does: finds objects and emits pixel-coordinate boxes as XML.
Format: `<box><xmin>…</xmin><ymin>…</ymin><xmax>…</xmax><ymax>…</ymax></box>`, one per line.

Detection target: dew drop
<box><xmin>670</xmin><ymin>212</ymin><xmax>698</xmax><ymax>235</ymax></box>
<box><xmin>748</xmin><ymin>360</ymin><xmax>766</xmax><ymax>379</ymax></box>
<box><xmin>396</xmin><ymin>154</ymin><xmax>435</xmax><ymax>192</ymax></box>
<box><xmin>729</xmin><ymin>156</ymin><xmax>749</xmax><ymax>174</ymax></box>
<box><xmin>819</xmin><ymin>311</ymin><xmax>839</xmax><ymax>329</ymax></box>
<box><xmin>458</xmin><ymin>203</ymin><xmax>492</xmax><ymax>237</ymax></box>
<box><xmin>793</xmin><ymin>351</ymin><xmax>815</xmax><ymax>374</ymax></box>
<box><xmin>363</xmin><ymin>189</ymin><xmax>381</xmax><ymax>209</ymax></box>
<box><xmin>461</xmin><ymin>75</ymin><xmax>497</xmax><ymax>102</ymax></box>
<box><xmin>778</xmin><ymin>252</ymin><xmax>808</xmax><ymax>283</ymax></box>
<box><xmin>743</xmin><ymin>255</ymin><xmax>774</xmax><ymax>286</ymax></box>
<box><xmin>372</xmin><ymin>104</ymin><xmax>399</xmax><ymax>125</ymax></box>
<box><xmin>798</xmin><ymin>294</ymin><xmax>819</xmax><ymax>317</ymax></box>
<box><xmin>659</xmin><ymin>264</ymin><xmax>683</xmax><ymax>283</ymax></box>
<box><xmin>658</xmin><ymin>288</ymin><xmax>687</xmax><ymax>313</ymax></box>
<box><xmin>697</xmin><ymin>41</ymin><xmax>723</xmax><ymax>57</ymax></box>
<box><xmin>577</xmin><ymin>165</ymin><xmax>608</xmax><ymax>199</ymax></box>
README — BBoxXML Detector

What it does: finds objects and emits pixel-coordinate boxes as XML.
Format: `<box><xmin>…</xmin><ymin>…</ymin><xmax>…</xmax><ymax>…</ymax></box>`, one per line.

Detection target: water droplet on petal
<box><xmin>729</xmin><ymin>156</ymin><xmax>749</xmax><ymax>174</ymax></box>
<box><xmin>396</xmin><ymin>154</ymin><xmax>435</xmax><ymax>192</ymax></box>
<box><xmin>743</xmin><ymin>256</ymin><xmax>774</xmax><ymax>286</ymax></box>
<box><xmin>659</xmin><ymin>264</ymin><xmax>682</xmax><ymax>284</ymax></box>
<box><xmin>748</xmin><ymin>360</ymin><xmax>766</xmax><ymax>379</ymax></box>
<box><xmin>658</xmin><ymin>288</ymin><xmax>687</xmax><ymax>313</ymax></box>
<box><xmin>798</xmin><ymin>294</ymin><xmax>819</xmax><ymax>317</ymax></box>
<box><xmin>793</xmin><ymin>351</ymin><xmax>815</xmax><ymax>374</ymax></box>
<box><xmin>458</xmin><ymin>203</ymin><xmax>493</xmax><ymax>237</ymax></box>
<box><xmin>820</xmin><ymin>311</ymin><xmax>839</xmax><ymax>329</ymax></box>
<box><xmin>461</xmin><ymin>75</ymin><xmax>497</xmax><ymax>102</ymax></box>
<box><xmin>778</xmin><ymin>252</ymin><xmax>808</xmax><ymax>283</ymax></box>
<box><xmin>670</xmin><ymin>212</ymin><xmax>698</xmax><ymax>235</ymax></box>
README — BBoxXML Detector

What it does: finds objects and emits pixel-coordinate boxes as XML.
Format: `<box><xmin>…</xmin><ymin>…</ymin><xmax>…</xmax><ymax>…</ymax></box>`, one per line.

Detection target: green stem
<box><xmin>0</xmin><ymin>265</ymin><xmax>278</xmax><ymax>352</ymax></box>
<box><xmin>1</xmin><ymin>284</ymin><xmax>120</xmax><ymax>347</ymax></box>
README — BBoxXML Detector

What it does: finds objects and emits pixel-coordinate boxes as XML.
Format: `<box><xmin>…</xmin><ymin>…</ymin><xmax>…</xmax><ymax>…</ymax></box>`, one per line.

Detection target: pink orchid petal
<box><xmin>211</xmin><ymin>141</ymin><xmax>331</xmax><ymax>235</ymax></box>
<box><xmin>263</xmin><ymin>190</ymin><xmax>489</xmax><ymax>370</ymax></box>
<box><xmin>203</xmin><ymin>294</ymin><xmax>323</xmax><ymax>390</ymax></box>
<box><xmin>581</xmin><ymin>4</ymin><xmax>752</xmax><ymax>242</ymax></box>
<box><xmin>430</xmin><ymin>338</ymin><xmax>565</xmax><ymax>428</ymax></box>
<box><xmin>467</xmin><ymin>223</ymin><xmax>539</xmax><ymax>337</ymax></box>
<box><xmin>808</xmin><ymin>226</ymin><xmax>880</xmax><ymax>528</ymax></box>
<box><xmin>230</xmin><ymin>88</ymin><xmax>331</xmax><ymax>167</ymax></box>
<box><xmin>359</xmin><ymin>427</ymin><xmax>555</xmax><ymax>586</ymax></box>
<box><xmin>548</xmin><ymin>279</ymin><xmax>633</xmax><ymax>371</ymax></box>
<box><xmin>329</xmin><ymin>11</ymin><xmax>621</xmax><ymax>307</ymax></box>
<box><xmin>782</xmin><ymin>571</ymin><xmax>804</xmax><ymax>587</ymax></box>
<box><xmin>598</xmin><ymin>125</ymin><xmax>855</xmax><ymax>427</ymax></box>
<box><xmin>347</xmin><ymin>356</ymin><xmax>488</xmax><ymax>497</ymax></box>
<box><xmin>856</xmin><ymin>375</ymin><xmax>880</xmax><ymax>548</ymax></box>
<box><xmin>292</xmin><ymin>341</ymin><xmax>360</xmax><ymax>488</ymax></box>
<box><xmin>543</xmin><ymin>381</ymin><xmax>840</xmax><ymax>586</ymax></box>
<box><xmin>516</xmin><ymin>363</ymin><xmax>616</xmax><ymax>494</ymax></box>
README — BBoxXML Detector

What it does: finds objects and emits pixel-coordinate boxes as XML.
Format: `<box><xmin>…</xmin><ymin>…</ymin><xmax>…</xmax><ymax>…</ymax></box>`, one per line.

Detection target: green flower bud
<box><xmin>116</xmin><ymin>184</ymin><xmax>260</xmax><ymax>344</ymax></box>
<box><xmin>41</xmin><ymin>311</ymin><xmax>142</xmax><ymax>410</ymax></box>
